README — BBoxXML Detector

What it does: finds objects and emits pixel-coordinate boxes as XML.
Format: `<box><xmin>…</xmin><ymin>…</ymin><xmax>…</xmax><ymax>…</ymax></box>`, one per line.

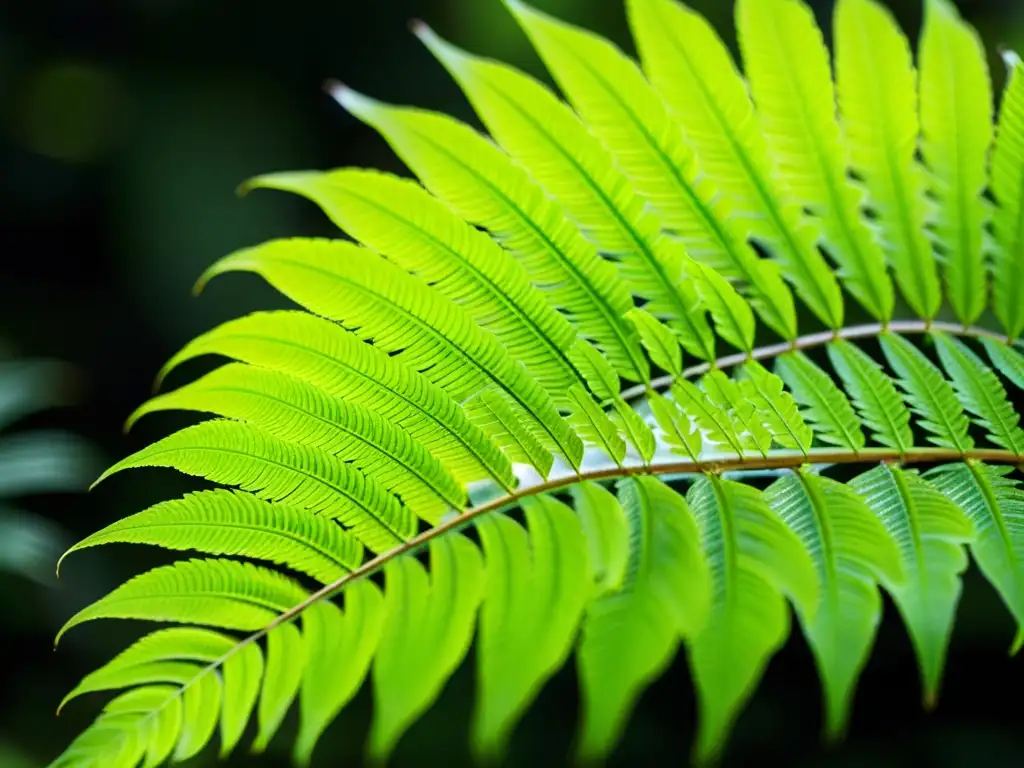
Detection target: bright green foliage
<box><xmin>473</xmin><ymin>496</ymin><xmax>589</xmax><ymax>758</ymax></box>
<box><xmin>827</xmin><ymin>340</ymin><xmax>913</xmax><ymax>452</ymax></box>
<box><xmin>369</xmin><ymin>534</ymin><xmax>483</xmax><ymax>760</ymax></box>
<box><xmin>766</xmin><ymin>471</ymin><xmax>900</xmax><ymax>738</ymax></box>
<box><xmin>919</xmin><ymin>0</ymin><xmax>992</xmax><ymax>326</ymax></box>
<box><xmin>577</xmin><ymin>478</ymin><xmax>708</xmax><ymax>760</ymax></box>
<box><xmin>880</xmin><ymin>333</ymin><xmax>974</xmax><ymax>453</ymax></box>
<box><xmin>52</xmin><ymin>1</ymin><xmax>1024</xmax><ymax>766</ymax></box>
<box><xmin>737</xmin><ymin>0</ymin><xmax>893</xmax><ymax>322</ymax></box>
<box><xmin>685</xmin><ymin>476</ymin><xmax>816</xmax><ymax>763</ymax></box>
<box><xmin>834</xmin><ymin>0</ymin><xmax>941</xmax><ymax>320</ymax></box>
<box><xmin>851</xmin><ymin>465</ymin><xmax>972</xmax><ymax>706</ymax></box>
<box><xmin>776</xmin><ymin>351</ymin><xmax>866</xmax><ymax>452</ymax></box>
<box><xmin>934</xmin><ymin>333</ymin><xmax>1024</xmax><ymax>455</ymax></box>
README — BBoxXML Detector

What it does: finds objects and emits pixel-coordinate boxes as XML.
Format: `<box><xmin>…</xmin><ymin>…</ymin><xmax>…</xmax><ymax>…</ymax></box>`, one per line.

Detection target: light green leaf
<box><xmin>59</xmin><ymin>489</ymin><xmax>363</xmax><ymax>585</ymax></box>
<box><xmin>671</xmin><ymin>378</ymin><xmax>746</xmax><ymax>457</ymax></box>
<box><xmin>57</xmin><ymin>559</ymin><xmax>308</xmax><ymax>644</ymax></box>
<box><xmin>737</xmin><ymin>0</ymin><xmax>893</xmax><ymax>322</ymax></box>
<box><xmin>776</xmin><ymin>351</ymin><xmax>865</xmax><ymax>452</ymax></box>
<box><xmin>982</xmin><ymin>337</ymin><xmax>1024</xmax><ymax>392</ymax></box>
<box><xmin>369</xmin><ymin>534</ymin><xmax>484</xmax><ymax>760</ymax></box>
<box><xmin>472</xmin><ymin>496</ymin><xmax>589</xmax><ymax>759</ymax></box>
<box><xmin>158</xmin><ymin>310</ymin><xmax>513</xmax><ymax>489</ymax></box>
<box><xmin>933</xmin><ymin>332</ymin><xmax>1024</xmax><ymax>455</ymax></box>
<box><xmin>577</xmin><ymin>477</ymin><xmax>708</xmax><ymax>760</ymax></box>
<box><xmin>625</xmin><ymin>308</ymin><xmax>681</xmax><ymax>377</ymax></box>
<box><xmin>685</xmin><ymin>475</ymin><xmax>817</xmax><ymax>763</ymax></box>
<box><xmin>739</xmin><ymin>361</ymin><xmax>812</xmax><ymax>454</ymax></box>
<box><xmin>766</xmin><ymin>471</ymin><xmax>900</xmax><ymax>738</ymax></box>
<box><xmin>465</xmin><ymin>388</ymin><xmax>554</xmax><ymax>478</ymax></box>
<box><xmin>94</xmin><ymin>419</ymin><xmax>416</xmax><ymax>554</ymax></box>
<box><xmin>173</xmin><ymin>671</ymin><xmax>221</xmax><ymax>761</ymax></box>
<box><xmin>295</xmin><ymin>584</ymin><xmax>383</xmax><ymax>766</ymax></box>
<box><xmin>220</xmin><ymin>641</ymin><xmax>263</xmax><ymax>758</ymax></box>
<box><xmin>919</xmin><ymin>0</ymin><xmax>992</xmax><ymax>325</ymax></box>
<box><xmin>827</xmin><ymin>339</ymin><xmax>912</xmax><ymax>452</ymax></box>
<box><xmin>852</xmin><ymin>465</ymin><xmax>972</xmax><ymax>706</ymax></box>
<box><xmin>879</xmin><ymin>333</ymin><xmax>973</xmax><ymax>452</ymax></box>
<box><xmin>834</xmin><ymin>0</ymin><xmax>941</xmax><ymax>319</ymax></box>
<box><xmin>566</xmin><ymin>385</ymin><xmax>626</xmax><ymax>465</ymax></box>
<box><xmin>253</xmin><ymin>623</ymin><xmax>305</xmax><ymax>752</ymax></box>
<box><xmin>569</xmin><ymin>481</ymin><xmax>629</xmax><ymax>596</ymax></box>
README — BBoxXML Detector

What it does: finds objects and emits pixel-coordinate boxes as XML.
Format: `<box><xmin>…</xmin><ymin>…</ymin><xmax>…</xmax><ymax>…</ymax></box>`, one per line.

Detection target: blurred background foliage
<box><xmin>2</xmin><ymin>0</ymin><xmax>1024</xmax><ymax>765</ymax></box>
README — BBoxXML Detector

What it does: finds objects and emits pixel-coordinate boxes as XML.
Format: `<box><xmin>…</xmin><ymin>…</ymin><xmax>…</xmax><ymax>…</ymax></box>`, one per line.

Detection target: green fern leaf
<box><xmin>670</xmin><ymin>378</ymin><xmax>747</xmax><ymax>457</ymax></box>
<box><xmin>567</xmin><ymin>386</ymin><xmax>627</xmax><ymax>465</ymax></box>
<box><xmin>370</xmin><ymin>534</ymin><xmax>483</xmax><ymax>760</ymax></box>
<box><xmin>851</xmin><ymin>465</ymin><xmax>972</xmax><ymax>706</ymax></box>
<box><xmin>294</xmin><ymin>585</ymin><xmax>383</xmax><ymax>766</ymax></box>
<box><xmin>465</xmin><ymin>388</ymin><xmax>554</xmax><ymax>478</ymax></box>
<box><xmin>628</xmin><ymin>0</ymin><xmax>845</xmax><ymax>329</ymax></box>
<box><xmin>570</xmin><ymin>481</ymin><xmax>630</xmax><ymax>596</ymax></box>
<box><xmin>576</xmin><ymin>478</ymin><xmax>708</xmax><ymax>760</ymax></box>
<box><xmin>473</xmin><ymin>496</ymin><xmax>589</xmax><ymax>759</ymax></box>
<box><xmin>220</xmin><ymin>642</ymin><xmax>263</xmax><ymax>758</ymax></box>
<box><xmin>919</xmin><ymin>0</ymin><xmax>992</xmax><ymax>325</ymax></box>
<box><xmin>333</xmin><ymin>88</ymin><xmax>650</xmax><ymax>384</ymax></box>
<box><xmin>57</xmin><ymin>559</ymin><xmax>308</xmax><ymax>642</ymax></box>
<box><xmin>879</xmin><ymin>333</ymin><xmax>974</xmax><ymax>452</ymax></box>
<box><xmin>202</xmin><ymin>238</ymin><xmax>583</xmax><ymax>471</ymax></box>
<box><xmin>253</xmin><ymin>623</ymin><xmax>304</xmax><ymax>752</ymax></box>
<box><xmin>927</xmin><ymin>462</ymin><xmax>1024</xmax><ymax>649</ymax></box>
<box><xmin>415</xmin><ymin>23</ymin><xmax>717</xmax><ymax>361</ymax></box>
<box><xmin>689</xmin><ymin>261</ymin><xmax>757</xmax><ymax>354</ymax></box>
<box><xmin>648</xmin><ymin>392</ymin><xmax>702</xmax><ymax>462</ymax></box>
<box><xmin>59</xmin><ymin>489</ymin><xmax>361</xmax><ymax>586</ymax></box>
<box><xmin>95</xmin><ymin>419</ymin><xmax>417</xmax><ymax>553</ymax></box>
<box><xmin>685</xmin><ymin>475</ymin><xmax>817</xmax><ymax>762</ymax></box>
<box><xmin>159</xmin><ymin>311</ymin><xmax>514</xmax><ymax>489</ymax></box>
<box><xmin>990</xmin><ymin>52</ymin><xmax>1024</xmax><ymax>340</ymax></box>
<box><xmin>174</xmin><ymin>671</ymin><xmax>221</xmax><ymax>761</ymax></box>
<box><xmin>766</xmin><ymin>470</ymin><xmax>901</xmax><ymax>737</ymax></box>
<box><xmin>827</xmin><ymin>339</ymin><xmax>913</xmax><ymax>452</ymax></box>
<box><xmin>775</xmin><ymin>351</ymin><xmax>866</xmax><ymax>452</ymax></box>
<box><xmin>737</xmin><ymin>0</ymin><xmax>893</xmax><ymax>322</ymax></box>
<box><xmin>701</xmin><ymin>370</ymin><xmax>773</xmax><ymax>457</ymax></box>
<box><xmin>130</xmin><ymin>362</ymin><xmax>466</xmax><ymax>522</ymax></box>
<box><xmin>739</xmin><ymin>361</ymin><xmax>813</xmax><ymax>454</ymax></box>
<box><xmin>982</xmin><ymin>337</ymin><xmax>1024</xmax><ymax>392</ymax></box>
<box><xmin>933</xmin><ymin>332</ymin><xmax>1024</xmax><ymax>455</ymax></box>
<box><xmin>247</xmin><ymin>169</ymin><xmax>583</xmax><ymax>401</ymax></box>
<box><xmin>625</xmin><ymin>308</ymin><xmax>681</xmax><ymax>378</ymax></box>
<box><xmin>834</xmin><ymin>0</ymin><xmax>941</xmax><ymax>319</ymax></box>
<box><xmin>507</xmin><ymin>0</ymin><xmax>795</xmax><ymax>342</ymax></box>
<box><xmin>610</xmin><ymin>397</ymin><xmax>657</xmax><ymax>463</ymax></box>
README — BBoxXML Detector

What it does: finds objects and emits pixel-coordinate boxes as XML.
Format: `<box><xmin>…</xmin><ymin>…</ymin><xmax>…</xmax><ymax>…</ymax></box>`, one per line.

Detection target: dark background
<box><xmin>3</xmin><ymin>0</ymin><xmax>1024</xmax><ymax>766</ymax></box>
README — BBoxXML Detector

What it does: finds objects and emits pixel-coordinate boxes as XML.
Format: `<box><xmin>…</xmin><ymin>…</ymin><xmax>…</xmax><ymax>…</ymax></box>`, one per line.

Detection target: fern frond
<box><xmin>130</xmin><ymin>362</ymin><xmax>465</xmax><ymax>521</ymax></box>
<box><xmin>627</xmin><ymin>0</ymin><xmax>844</xmax><ymax>328</ymax></box>
<box><xmin>415</xmin><ymin>23</ymin><xmax>718</xmax><ymax>361</ymax></box>
<box><xmin>991</xmin><ymin>52</ymin><xmax>1024</xmax><ymax>341</ymax></box>
<box><xmin>834</xmin><ymin>0</ymin><xmax>941</xmax><ymax>319</ymax></box>
<box><xmin>52</xmin><ymin>1</ymin><xmax>1024</xmax><ymax>765</ymax></box>
<box><xmin>158</xmin><ymin>310</ymin><xmax>514</xmax><ymax>489</ymax></box>
<box><xmin>333</xmin><ymin>87</ymin><xmax>650</xmax><ymax>384</ymax></box>
<box><xmin>96</xmin><ymin>419</ymin><xmax>418</xmax><ymax>553</ymax></box>
<box><xmin>59</xmin><ymin>489</ymin><xmax>363</xmax><ymax>584</ymax></box>
<box><xmin>200</xmin><ymin>239</ymin><xmax>582</xmax><ymax>471</ymax></box>
<box><xmin>918</xmin><ymin>0</ymin><xmax>992</xmax><ymax>325</ymax></box>
<box><xmin>851</xmin><ymin>465</ymin><xmax>972</xmax><ymax>706</ymax></box>
<box><xmin>736</xmin><ymin>0</ymin><xmax>893</xmax><ymax>321</ymax></box>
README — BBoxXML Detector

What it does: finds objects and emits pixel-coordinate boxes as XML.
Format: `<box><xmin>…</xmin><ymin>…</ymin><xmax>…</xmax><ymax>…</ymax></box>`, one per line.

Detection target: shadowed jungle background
<box><xmin>2</xmin><ymin>0</ymin><xmax>1024</xmax><ymax>765</ymax></box>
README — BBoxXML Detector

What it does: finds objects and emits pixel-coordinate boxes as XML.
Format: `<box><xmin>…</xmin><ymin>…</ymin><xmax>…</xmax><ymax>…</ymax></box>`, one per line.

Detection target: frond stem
<box><xmin>620</xmin><ymin>320</ymin><xmax>1009</xmax><ymax>402</ymax></box>
<box><xmin>134</xmin><ymin>445</ymin><xmax>1021</xmax><ymax>733</ymax></box>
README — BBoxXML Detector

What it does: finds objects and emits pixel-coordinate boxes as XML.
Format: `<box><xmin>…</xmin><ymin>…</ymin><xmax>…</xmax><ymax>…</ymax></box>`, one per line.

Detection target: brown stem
<box><xmin>620</xmin><ymin>320</ymin><xmax>1010</xmax><ymax>402</ymax></box>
